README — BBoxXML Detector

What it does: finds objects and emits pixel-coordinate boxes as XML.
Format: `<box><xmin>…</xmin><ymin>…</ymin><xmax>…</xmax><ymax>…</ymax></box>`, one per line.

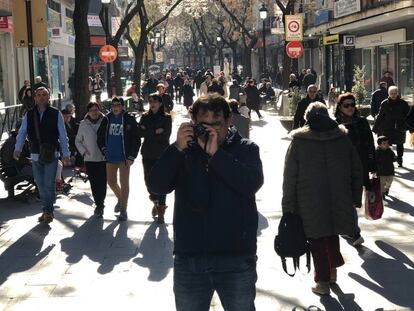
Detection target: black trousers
<box><xmin>396</xmin><ymin>144</ymin><xmax>404</xmax><ymax>162</ymax></box>
<box><xmin>85</xmin><ymin>161</ymin><xmax>107</xmax><ymax>208</ymax></box>
<box><xmin>142</xmin><ymin>158</ymin><xmax>166</xmax><ymax>205</ymax></box>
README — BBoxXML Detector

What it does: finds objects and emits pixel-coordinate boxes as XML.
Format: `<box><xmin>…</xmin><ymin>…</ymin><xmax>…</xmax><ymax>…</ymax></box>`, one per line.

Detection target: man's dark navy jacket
<box><xmin>148</xmin><ymin>128</ymin><xmax>264</xmax><ymax>256</ymax></box>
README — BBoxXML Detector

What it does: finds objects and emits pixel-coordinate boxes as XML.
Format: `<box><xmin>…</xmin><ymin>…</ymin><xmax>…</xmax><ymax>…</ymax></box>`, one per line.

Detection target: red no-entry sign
<box><xmin>99</xmin><ymin>45</ymin><xmax>118</xmax><ymax>63</ymax></box>
<box><xmin>286</xmin><ymin>41</ymin><xmax>304</xmax><ymax>59</ymax></box>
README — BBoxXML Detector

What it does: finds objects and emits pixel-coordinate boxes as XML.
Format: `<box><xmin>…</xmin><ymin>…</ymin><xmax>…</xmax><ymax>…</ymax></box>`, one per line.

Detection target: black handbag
<box><xmin>33</xmin><ymin>112</ymin><xmax>55</xmax><ymax>162</ymax></box>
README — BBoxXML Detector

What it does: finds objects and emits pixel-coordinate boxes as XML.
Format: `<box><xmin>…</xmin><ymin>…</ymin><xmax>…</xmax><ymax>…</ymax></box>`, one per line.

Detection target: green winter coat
<box><xmin>282</xmin><ymin>125</ymin><xmax>363</xmax><ymax>239</ymax></box>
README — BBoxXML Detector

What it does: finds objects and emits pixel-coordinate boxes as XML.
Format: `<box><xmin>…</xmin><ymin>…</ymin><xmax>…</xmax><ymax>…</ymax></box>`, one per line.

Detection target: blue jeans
<box><xmin>174</xmin><ymin>254</ymin><xmax>257</xmax><ymax>311</ymax></box>
<box><xmin>32</xmin><ymin>158</ymin><xmax>58</xmax><ymax>213</ymax></box>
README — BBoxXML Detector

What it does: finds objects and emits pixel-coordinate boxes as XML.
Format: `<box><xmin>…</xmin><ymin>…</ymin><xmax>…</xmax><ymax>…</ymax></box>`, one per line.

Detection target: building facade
<box><xmin>303</xmin><ymin>0</ymin><xmax>413</xmax><ymax>104</ymax></box>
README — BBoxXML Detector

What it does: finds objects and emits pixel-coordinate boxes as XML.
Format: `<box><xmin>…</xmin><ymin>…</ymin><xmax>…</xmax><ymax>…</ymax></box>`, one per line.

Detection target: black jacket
<box><xmin>244</xmin><ymin>85</ymin><xmax>261</xmax><ymax>110</ymax></box>
<box><xmin>293</xmin><ymin>96</ymin><xmax>326</xmax><ymax>129</ymax></box>
<box><xmin>97</xmin><ymin>111</ymin><xmax>140</xmax><ymax>161</ymax></box>
<box><xmin>373</xmin><ymin>96</ymin><xmax>410</xmax><ymax>145</ymax></box>
<box><xmin>375</xmin><ymin>148</ymin><xmax>396</xmax><ymax>176</ymax></box>
<box><xmin>208</xmin><ymin>83</ymin><xmax>225</xmax><ymax>96</ymax></box>
<box><xmin>148</xmin><ymin>128</ymin><xmax>264</xmax><ymax>255</ymax></box>
<box><xmin>138</xmin><ymin>111</ymin><xmax>172</xmax><ymax>159</ymax></box>
<box><xmin>336</xmin><ymin>113</ymin><xmax>375</xmax><ymax>187</ymax></box>
<box><xmin>370</xmin><ymin>87</ymin><xmax>388</xmax><ymax>117</ymax></box>
<box><xmin>161</xmin><ymin>94</ymin><xmax>174</xmax><ymax>112</ymax></box>
<box><xmin>406</xmin><ymin>106</ymin><xmax>414</xmax><ymax>133</ymax></box>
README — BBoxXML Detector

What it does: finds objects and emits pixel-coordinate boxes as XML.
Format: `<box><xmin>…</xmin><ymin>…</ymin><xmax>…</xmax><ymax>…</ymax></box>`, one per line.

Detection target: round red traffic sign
<box><xmin>286</xmin><ymin>41</ymin><xmax>304</xmax><ymax>59</ymax></box>
<box><xmin>99</xmin><ymin>45</ymin><xmax>118</xmax><ymax>63</ymax></box>
<box><xmin>288</xmin><ymin>21</ymin><xmax>300</xmax><ymax>33</ymax></box>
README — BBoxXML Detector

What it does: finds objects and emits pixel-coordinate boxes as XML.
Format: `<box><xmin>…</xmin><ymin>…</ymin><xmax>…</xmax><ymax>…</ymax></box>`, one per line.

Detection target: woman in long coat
<box><xmin>373</xmin><ymin>86</ymin><xmax>410</xmax><ymax>167</ymax></box>
<box><xmin>244</xmin><ymin>80</ymin><xmax>262</xmax><ymax>119</ymax></box>
<box><xmin>282</xmin><ymin>102</ymin><xmax>363</xmax><ymax>296</ymax></box>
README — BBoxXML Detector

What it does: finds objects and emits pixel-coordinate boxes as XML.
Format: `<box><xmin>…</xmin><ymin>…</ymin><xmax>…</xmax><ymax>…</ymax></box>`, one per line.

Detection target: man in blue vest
<box><xmin>14</xmin><ymin>87</ymin><xmax>70</xmax><ymax>224</ymax></box>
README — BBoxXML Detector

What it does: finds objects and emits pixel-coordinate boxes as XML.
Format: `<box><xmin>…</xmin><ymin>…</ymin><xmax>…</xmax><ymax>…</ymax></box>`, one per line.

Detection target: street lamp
<box><xmin>101</xmin><ymin>0</ymin><xmax>111</xmax><ymax>96</ymax></box>
<box><xmin>259</xmin><ymin>3</ymin><xmax>268</xmax><ymax>75</ymax></box>
<box><xmin>217</xmin><ymin>36</ymin><xmax>222</xmax><ymax>68</ymax></box>
<box><xmin>198</xmin><ymin>41</ymin><xmax>203</xmax><ymax>67</ymax></box>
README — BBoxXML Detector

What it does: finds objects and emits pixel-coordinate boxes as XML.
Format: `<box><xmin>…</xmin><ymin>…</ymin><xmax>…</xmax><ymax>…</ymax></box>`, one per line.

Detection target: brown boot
<box><xmin>156</xmin><ymin>205</ymin><xmax>167</xmax><ymax>224</ymax></box>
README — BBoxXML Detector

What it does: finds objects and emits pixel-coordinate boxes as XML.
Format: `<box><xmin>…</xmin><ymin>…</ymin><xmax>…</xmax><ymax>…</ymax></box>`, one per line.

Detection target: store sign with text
<box><xmin>334</xmin><ymin>0</ymin><xmax>361</xmax><ymax>18</ymax></box>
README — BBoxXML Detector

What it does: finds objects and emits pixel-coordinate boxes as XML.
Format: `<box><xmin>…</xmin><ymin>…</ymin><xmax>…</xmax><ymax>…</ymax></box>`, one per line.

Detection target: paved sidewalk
<box><xmin>0</xmin><ymin>104</ymin><xmax>414</xmax><ymax>310</ymax></box>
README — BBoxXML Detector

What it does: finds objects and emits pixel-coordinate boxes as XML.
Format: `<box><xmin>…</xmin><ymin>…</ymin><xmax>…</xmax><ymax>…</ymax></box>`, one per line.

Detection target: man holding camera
<box><xmin>14</xmin><ymin>87</ymin><xmax>70</xmax><ymax>224</ymax></box>
<box><xmin>148</xmin><ymin>94</ymin><xmax>264</xmax><ymax>311</ymax></box>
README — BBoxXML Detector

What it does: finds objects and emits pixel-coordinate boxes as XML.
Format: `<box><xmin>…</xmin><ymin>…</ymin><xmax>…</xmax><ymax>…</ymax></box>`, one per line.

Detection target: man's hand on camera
<box><xmin>198</xmin><ymin>125</ymin><xmax>218</xmax><ymax>156</ymax></box>
<box><xmin>176</xmin><ymin>122</ymin><xmax>193</xmax><ymax>151</ymax></box>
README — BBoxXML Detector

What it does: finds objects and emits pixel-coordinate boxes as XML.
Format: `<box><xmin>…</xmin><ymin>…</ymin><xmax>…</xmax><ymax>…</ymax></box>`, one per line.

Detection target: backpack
<box><xmin>274</xmin><ymin>212</ymin><xmax>311</xmax><ymax>276</ymax></box>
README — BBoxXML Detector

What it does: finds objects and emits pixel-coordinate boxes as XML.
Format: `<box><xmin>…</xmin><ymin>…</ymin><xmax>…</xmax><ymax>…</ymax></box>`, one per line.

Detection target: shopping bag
<box><xmin>364</xmin><ymin>177</ymin><xmax>384</xmax><ymax>220</ymax></box>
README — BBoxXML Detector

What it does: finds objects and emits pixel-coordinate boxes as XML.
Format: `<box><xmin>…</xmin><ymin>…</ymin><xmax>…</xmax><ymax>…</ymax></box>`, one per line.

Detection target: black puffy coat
<box><xmin>375</xmin><ymin>148</ymin><xmax>396</xmax><ymax>176</ymax></box>
<box><xmin>244</xmin><ymin>85</ymin><xmax>261</xmax><ymax>110</ymax></box>
<box><xmin>373</xmin><ymin>97</ymin><xmax>410</xmax><ymax>145</ymax></box>
<box><xmin>148</xmin><ymin>128</ymin><xmax>264</xmax><ymax>255</ymax></box>
<box><xmin>336</xmin><ymin>113</ymin><xmax>375</xmax><ymax>187</ymax></box>
<box><xmin>293</xmin><ymin>95</ymin><xmax>326</xmax><ymax>129</ymax></box>
<box><xmin>370</xmin><ymin>87</ymin><xmax>388</xmax><ymax>117</ymax></box>
<box><xmin>138</xmin><ymin>111</ymin><xmax>172</xmax><ymax>159</ymax></box>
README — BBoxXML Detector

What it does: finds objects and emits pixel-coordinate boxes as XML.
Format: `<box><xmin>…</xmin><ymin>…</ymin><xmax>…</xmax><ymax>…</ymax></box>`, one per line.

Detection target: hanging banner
<box><xmin>285</xmin><ymin>15</ymin><xmax>303</xmax><ymax>41</ymax></box>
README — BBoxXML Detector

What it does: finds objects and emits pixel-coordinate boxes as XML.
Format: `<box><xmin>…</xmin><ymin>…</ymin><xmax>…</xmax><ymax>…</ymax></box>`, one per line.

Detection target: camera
<box><xmin>192</xmin><ymin>123</ymin><xmax>209</xmax><ymax>142</ymax></box>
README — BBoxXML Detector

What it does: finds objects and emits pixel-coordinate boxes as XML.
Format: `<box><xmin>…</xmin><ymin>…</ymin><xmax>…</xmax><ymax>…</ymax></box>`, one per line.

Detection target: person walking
<box><xmin>97</xmin><ymin>97</ymin><xmax>140</xmax><ymax>221</ymax></box>
<box><xmin>370</xmin><ymin>82</ymin><xmax>388</xmax><ymax>118</ymax></box>
<box><xmin>174</xmin><ymin>73</ymin><xmax>184</xmax><ymax>104</ymax></box>
<box><xmin>92</xmin><ymin>74</ymin><xmax>105</xmax><ymax>102</ymax></box>
<box><xmin>19</xmin><ymin>88</ymin><xmax>34</xmax><ymax>118</ymax></box>
<box><xmin>148</xmin><ymin>93</ymin><xmax>263</xmax><ymax>311</ymax></box>
<box><xmin>18</xmin><ymin>80</ymin><xmax>30</xmax><ymax>104</ymax></box>
<box><xmin>229</xmin><ymin>79</ymin><xmax>243</xmax><ymax>101</ymax></box>
<box><xmin>199</xmin><ymin>75</ymin><xmax>212</xmax><ymax>96</ymax></box>
<box><xmin>373</xmin><ymin>86</ymin><xmax>410</xmax><ymax>167</ymax></box>
<box><xmin>138</xmin><ymin>93</ymin><xmax>172</xmax><ymax>223</ymax></box>
<box><xmin>293</xmin><ymin>84</ymin><xmax>325</xmax><ymax>129</ymax></box>
<box><xmin>75</xmin><ymin>102</ymin><xmax>107</xmax><ymax>217</ymax></box>
<box><xmin>244</xmin><ymin>79</ymin><xmax>263</xmax><ymax>119</ymax></box>
<box><xmin>282</xmin><ymin>102</ymin><xmax>363</xmax><ymax>295</ymax></box>
<box><xmin>375</xmin><ymin>136</ymin><xmax>397</xmax><ymax>199</ymax></box>
<box><xmin>194</xmin><ymin>70</ymin><xmax>204</xmax><ymax>96</ymax></box>
<box><xmin>207</xmin><ymin>79</ymin><xmax>225</xmax><ymax>96</ymax></box>
<box><xmin>229</xmin><ymin>99</ymin><xmax>250</xmax><ymax>138</ymax></box>
<box><xmin>182</xmin><ymin>80</ymin><xmax>194</xmax><ymax>111</ymax></box>
<box><xmin>335</xmin><ymin>93</ymin><xmax>375</xmax><ymax>246</ymax></box>
<box><xmin>14</xmin><ymin>87</ymin><xmax>70</xmax><ymax>224</ymax></box>
<box><xmin>157</xmin><ymin>84</ymin><xmax>174</xmax><ymax>113</ymax></box>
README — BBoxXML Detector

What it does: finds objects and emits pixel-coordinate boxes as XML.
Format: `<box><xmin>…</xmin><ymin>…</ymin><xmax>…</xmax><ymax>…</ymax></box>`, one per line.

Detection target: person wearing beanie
<box><xmin>282</xmin><ymin>102</ymin><xmax>363</xmax><ymax>296</ymax></box>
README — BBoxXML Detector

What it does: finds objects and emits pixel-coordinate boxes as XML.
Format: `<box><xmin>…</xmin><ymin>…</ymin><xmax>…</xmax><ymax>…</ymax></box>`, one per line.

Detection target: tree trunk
<box><xmin>243</xmin><ymin>48</ymin><xmax>252</xmax><ymax>77</ymax></box>
<box><xmin>132</xmin><ymin>38</ymin><xmax>147</xmax><ymax>96</ymax></box>
<box><xmin>110</xmin><ymin>42</ymin><xmax>123</xmax><ymax>96</ymax></box>
<box><xmin>231</xmin><ymin>44</ymin><xmax>237</xmax><ymax>72</ymax></box>
<box><xmin>282</xmin><ymin>41</ymin><xmax>290</xmax><ymax>89</ymax></box>
<box><xmin>73</xmin><ymin>0</ymin><xmax>91</xmax><ymax>122</ymax></box>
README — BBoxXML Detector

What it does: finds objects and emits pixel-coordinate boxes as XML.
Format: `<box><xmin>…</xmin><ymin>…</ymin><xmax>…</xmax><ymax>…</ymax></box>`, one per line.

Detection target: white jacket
<box><xmin>75</xmin><ymin>115</ymin><xmax>105</xmax><ymax>162</ymax></box>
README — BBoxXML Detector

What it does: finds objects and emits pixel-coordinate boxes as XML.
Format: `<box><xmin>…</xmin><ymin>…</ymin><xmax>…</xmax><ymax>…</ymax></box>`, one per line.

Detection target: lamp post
<box><xmin>101</xmin><ymin>0</ymin><xmax>111</xmax><ymax>96</ymax></box>
<box><xmin>155</xmin><ymin>30</ymin><xmax>161</xmax><ymax>50</ymax></box>
<box><xmin>217</xmin><ymin>36</ymin><xmax>222</xmax><ymax>69</ymax></box>
<box><xmin>198</xmin><ymin>41</ymin><xmax>203</xmax><ymax>68</ymax></box>
<box><xmin>259</xmin><ymin>4</ymin><xmax>268</xmax><ymax>76</ymax></box>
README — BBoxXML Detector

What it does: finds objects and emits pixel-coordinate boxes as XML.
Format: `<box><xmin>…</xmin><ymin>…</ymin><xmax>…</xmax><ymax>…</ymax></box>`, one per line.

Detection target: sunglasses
<box><xmin>342</xmin><ymin>103</ymin><xmax>356</xmax><ymax>108</ymax></box>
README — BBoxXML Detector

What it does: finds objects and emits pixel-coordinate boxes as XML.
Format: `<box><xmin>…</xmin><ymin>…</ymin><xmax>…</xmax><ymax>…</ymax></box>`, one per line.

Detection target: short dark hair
<box><xmin>61</xmin><ymin>108</ymin><xmax>71</xmax><ymax>115</ymax></box>
<box><xmin>148</xmin><ymin>93</ymin><xmax>162</xmax><ymax>103</ymax></box>
<box><xmin>112</xmin><ymin>97</ymin><xmax>124</xmax><ymax>106</ymax></box>
<box><xmin>228</xmin><ymin>99</ymin><xmax>239</xmax><ymax>113</ymax></box>
<box><xmin>377</xmin><ymin>136</ymin><xmax>389</xmax><ymax>145</ymax></box>
<box><xmin>87</xmin><ymin>102</ymin><xmax>100</xmax><ymax>111</ymax></box>
<box><xmin>191</xmin><ymin>94</ymin><xmax>231</xmax><ymax>121</ymax></box>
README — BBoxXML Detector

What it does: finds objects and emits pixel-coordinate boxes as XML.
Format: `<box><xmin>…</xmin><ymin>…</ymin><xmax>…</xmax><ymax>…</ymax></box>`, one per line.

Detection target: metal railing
<box><xmin>0</xmin><ymin>96</ymin><xmax>61</xmax><ymax>142</ymax></box>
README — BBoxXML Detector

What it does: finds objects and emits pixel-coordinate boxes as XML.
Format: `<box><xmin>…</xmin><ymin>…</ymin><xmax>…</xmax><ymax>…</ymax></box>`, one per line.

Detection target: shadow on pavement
<box><xmin>349</xmin><ymin>240</ymin><xmax>414</xmax><ymax>308</ymax></box>
<box><xmin>325</xmin><ymin>283</ymin><xmax>363</xmax><ymax>311</ymax></box>
<box><xmin>60</xmin><ymin>217</ymin><xmax>138</xmax><ymax>274</ymax></box>
<box><xmin>385</xmin><ymin>195</ymin><xmax>414</xmax><ymax>216</ymax></box>
<box><xmin>0</xmin><ymin>224</ymin><xmax>53</xmax><ymax>285</ymax></box>
<box><xmin>134</xmin><ymin>222</ymin><xmax>173</xmax><ymax>282</ymax></box>
<box><xmin>0</xmin><ymin>200</ymin><xmax>41</xmax><ymax>224</ymax></box>
<box><xmin>250</xmin><ymin>119</ymin><xmax>268</xmax><ymax>127</ymax></box>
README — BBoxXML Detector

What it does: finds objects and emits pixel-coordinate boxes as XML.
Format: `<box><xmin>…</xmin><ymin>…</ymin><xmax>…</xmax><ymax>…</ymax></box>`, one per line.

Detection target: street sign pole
<box><xmin>25</xmin><ymin>0</ymin><xmax>35</xmax><ymax>103</ymax></box>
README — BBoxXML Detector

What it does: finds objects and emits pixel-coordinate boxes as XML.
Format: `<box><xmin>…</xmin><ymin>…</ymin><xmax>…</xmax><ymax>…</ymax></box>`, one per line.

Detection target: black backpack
<box><xmin>274</xmin><ymin>212</ymin><xmax>311</xmax><ymax>276</ymax></box>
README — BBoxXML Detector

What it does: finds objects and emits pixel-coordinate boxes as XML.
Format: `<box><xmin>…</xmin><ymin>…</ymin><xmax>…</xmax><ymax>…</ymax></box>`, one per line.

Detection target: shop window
<box><xmin>47</xmin><ymin>0</ymin><xmax>62</xmax><ymax>28</ymax></box>
<box><xmin>65</xmin><ymin>8</ymin><xmax>74</xmax><ymax>35</ymax></box>
<box><xmin>379</xmin><ymin>45</ymin><xmax>396</xmax><ymax>85</ymax></box>
<box><xmin>362</xmin><ymin>48</ymin><xmax>377</xmax><ymax>94</ymax></box>
<box><xmin>399</xmin><ymin>43</ymin><xmax>413</xmax><ymax>103</ymax></box>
